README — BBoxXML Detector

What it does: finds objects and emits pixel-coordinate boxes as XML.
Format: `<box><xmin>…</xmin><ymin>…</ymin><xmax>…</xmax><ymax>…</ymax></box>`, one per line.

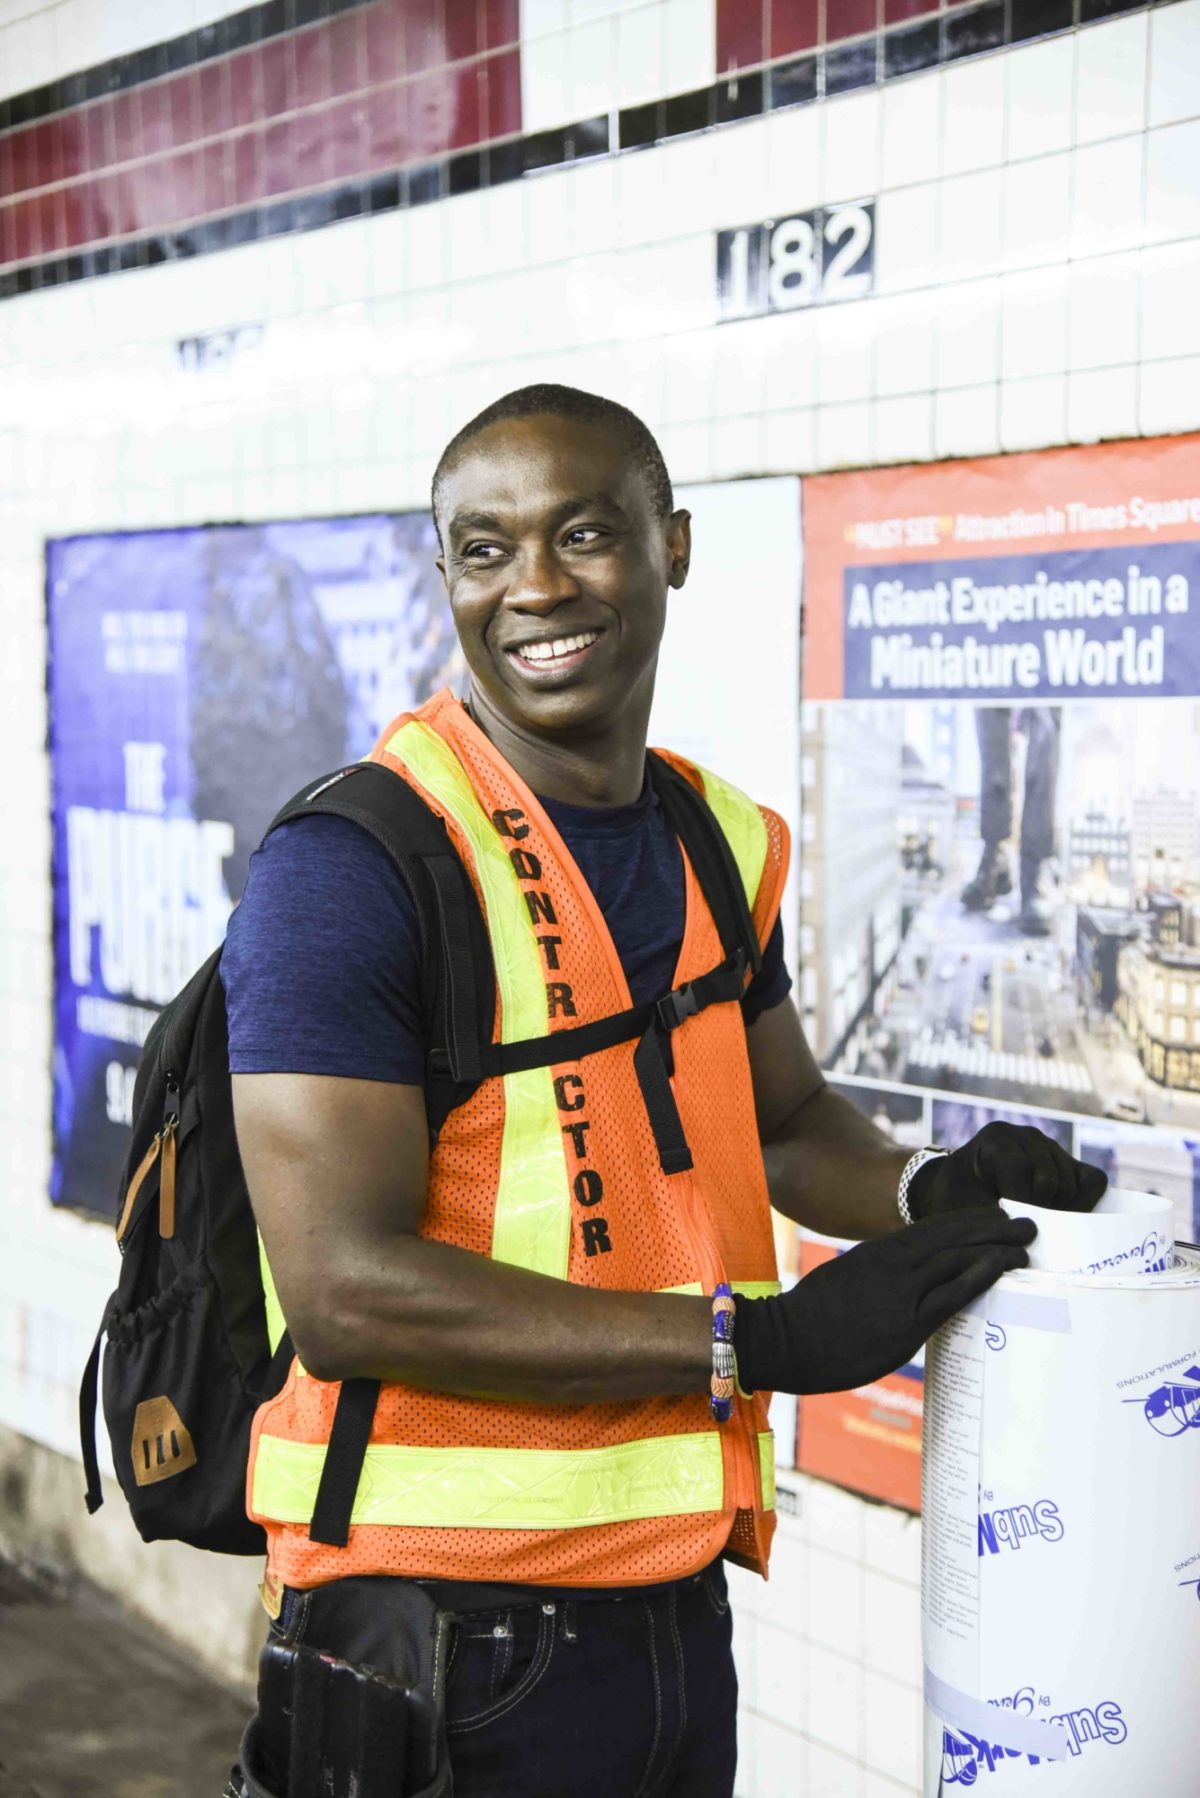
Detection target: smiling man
<box><xmin>224</xmin><ymin>386</ymin><xmax>1102</xmax><ymax>1798</ymax></box>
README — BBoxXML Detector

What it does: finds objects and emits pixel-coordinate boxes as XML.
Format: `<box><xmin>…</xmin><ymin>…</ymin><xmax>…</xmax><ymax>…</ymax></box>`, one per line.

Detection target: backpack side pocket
<box><xmin>102</xmin><ymin>1259</ymin><xmax>266</xmax><ymax>1554</ymax></box>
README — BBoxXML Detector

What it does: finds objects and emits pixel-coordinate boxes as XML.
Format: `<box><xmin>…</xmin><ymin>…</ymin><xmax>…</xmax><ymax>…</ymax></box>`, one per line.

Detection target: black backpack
<box><xmin>79</xmin><ymin>753</ymin><xmax>761</xmax><ymax>1556</ymax></box>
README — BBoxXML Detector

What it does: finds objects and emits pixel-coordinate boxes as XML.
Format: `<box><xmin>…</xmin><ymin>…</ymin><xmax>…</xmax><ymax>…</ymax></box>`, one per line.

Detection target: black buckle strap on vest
<box><xmin>473</xmin><ymin>947</ymin><xmax>748</xmax><ymax>1081</ymax></box>
<box><xmin>655</xmin><ymin>982</ymin><xmax>700</xmax><ymax>1032</ymax></box>
<box><xmin>653</xmin><ymin>950</ymin><xmax>745</xmax><ymax>1031</ymax></box>
<box><xmin>635</xmin><ymin>950</ymin><xmax>749</xmax><ymax>1174</ymax></box>
<box><xmin>633</xmin><ymin>1025</ymin><xmax>693</xmax><ymax>1174</ymax></box>
<box><xmin>480</xmin><ymin>1002</ymin><xmax>654</xmax><ymax>1076</ymax></box>
<box><xmin>476</xmin><ymin>950</ymin><xmax>746</xmax><ymax>1176</ymax></box>
<box><xmin>308</xmin><ymin>1377</ymin><xmax>382</xmax><ymax>1548</ymax></box>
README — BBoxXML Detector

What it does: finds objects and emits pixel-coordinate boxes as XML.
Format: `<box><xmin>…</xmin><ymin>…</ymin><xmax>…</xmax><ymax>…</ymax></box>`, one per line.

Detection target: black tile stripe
<box><xmin>943</xmin><ymin>0</ymin><xmax>1007</xmax><ymax>58</ymax></box>
<box><xmin>1010</xmin><ymin>0</ymin><xmax>1074</xmax><ymax>36</ymax></box>
<box><xmin>1079</xmin><ymin>0</ymin><xmax>1150</xmax><ymax>16</ymax></box>
<box><xmin>768</xmin><ymin>57</ymin><xmax>817</xmax><ymax>111</ymax></box>
<box><xmin>664</xmin><ymin>87</ymin><xmax>712</xmax><ymax>138</ymax></box>
<box><xmin>822</xmin><ymin>37</ymin><xmax>880</xmax><ymax>95</ymax></box>
<box><xmin>715</xmin><ymin>67</ymin><xmax>765</xmax><ymax>123</ymax></box>
<box><xmin>1</xmin><ymin>0</ymin><xmax>1173</xmax><ymax>300</ymax></box>
<box><xmin>883</xmin><ymin>18</ymin><xmax>941</xmax><ymax>78</ymax></box>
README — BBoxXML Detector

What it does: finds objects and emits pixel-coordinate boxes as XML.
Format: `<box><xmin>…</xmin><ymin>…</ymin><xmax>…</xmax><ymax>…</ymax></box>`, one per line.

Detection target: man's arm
<box><xmin>235</xmin><ymin>1066</ymin><xmax>1032</xmax><ymax>1403</ymax></box>
<box><xmin>746</xmin><ymin>996</ymin><xmax>909</xmax><ymax>1240</ymax></box>
<box><xmin>745</xmin><ymin>994</ymin><xmax>1107</xmax><ymax>1235</ymax></box>
<box><xmin>228</xmin><ymin>820</ymin><xmax>1032</xmax><ymax>1405</ymax></box>
<box><xmin>233</xmin><ymin>1070</ymin><xmax>713</xmax><ymax>1397</ymax></box>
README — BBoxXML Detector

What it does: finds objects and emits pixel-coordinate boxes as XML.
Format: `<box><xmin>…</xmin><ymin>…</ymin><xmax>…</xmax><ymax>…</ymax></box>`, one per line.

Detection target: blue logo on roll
<box><xmin>1122</xmin><ymin>1365</ymin><xmax>1200</xmax><ymax>1437</ymax></box>
<box><xmin>940</xmin><ymin>1696</ymin><xmax>1127</xmax><ymax>1779</ymax></box>
<box><xmin>942</xmin><ymin>1729</ymin><xmax>979</xmax><ymax>1785</ymax></box>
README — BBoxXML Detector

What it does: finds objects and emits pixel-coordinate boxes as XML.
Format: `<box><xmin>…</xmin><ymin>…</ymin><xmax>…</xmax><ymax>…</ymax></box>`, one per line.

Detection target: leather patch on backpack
<box><xmin>131</xmin><ymin>1397</ymin><xmax>197</xmax><ymax>1486</ymax></box>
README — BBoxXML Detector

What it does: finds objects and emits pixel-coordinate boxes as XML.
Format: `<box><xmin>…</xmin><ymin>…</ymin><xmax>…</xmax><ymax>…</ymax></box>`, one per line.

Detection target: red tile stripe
<box><xmin>718</xmin><ymin>0</ymin><xmax>946</xmax><ymax>72</ymax></box>
<box><xmin>0</xmin><ymin>0</ymin><xmax>519</xmax><ymax>271</ymax></box>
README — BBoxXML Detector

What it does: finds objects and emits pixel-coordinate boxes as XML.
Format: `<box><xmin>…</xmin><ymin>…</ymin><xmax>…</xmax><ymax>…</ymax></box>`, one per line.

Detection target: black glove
<box><xmin>735</xmin><ymin>1207</ymin><xmax>1036</xmax><ymax>1396</ymax></box>
<box><xmin>908</xmin><ymin>1122</ymin><xmax>1107</xmax><ymax>1221</ymax></box>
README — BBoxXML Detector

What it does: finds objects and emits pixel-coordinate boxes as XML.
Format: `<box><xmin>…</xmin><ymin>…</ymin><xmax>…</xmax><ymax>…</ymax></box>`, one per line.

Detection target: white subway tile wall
<box><xmin>1003</xmin><ymin>33</ymin><xmax>1075</xmax><ymax>161</ymax></box>
<box><xmin>1150</xmin><ymin>0</ymin><xmax>1200</xmax><ymax>125</ymax></box>
<box><xmin>1073</xmin><ymin>10</ymin><xmax>1148</xmax><ymax>145</ymax></box>
<box><xmin>1</xmin><ymin>0</ymin><xmax>1199</xmax><ymax>1791</ymax></box>
<box><xmin>1068</xmin><ymin>361</ymin><xmax>1140</xmax><ymax>442</ymax></box>
<box><xmin>1002</xmin><ymin>151</ymin><xmax>1073</xmax><ymax>271</ymax></box>
<box><xmin>941</xmin><ymin>56</ymin><xmax>1007</xmax><ymax>178</ymax></box>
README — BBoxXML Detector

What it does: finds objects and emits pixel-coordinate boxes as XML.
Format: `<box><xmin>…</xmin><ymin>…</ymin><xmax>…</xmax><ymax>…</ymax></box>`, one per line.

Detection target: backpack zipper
<box><xmin>114</xmin><ymin>1073</ymin><xmax>182</xmax><ymax>1248</ymax></box>
<box><xmin>159</xmin><ymin>1073</ymin><xmax>180</xmax><ymax>1239</ymax></box>
<box><xmin>162</xmin><ymin>1070</ymin><xmax>181</xmax><ymax>1127</ymax></box>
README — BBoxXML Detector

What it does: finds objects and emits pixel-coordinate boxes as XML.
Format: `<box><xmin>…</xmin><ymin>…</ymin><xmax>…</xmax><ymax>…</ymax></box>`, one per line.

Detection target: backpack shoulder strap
<box><xmin>265</xmin><ymin>764</ymin><xmax>493</xmax><ymax>1090</ymax></box>
<box><xmin>267</xmin><ymin>762</ymin><xmax>457</xmax><ymax>865</ymax></box>
<box><xmin>259</xmin><ymin>762</ymin><xmax>496</xmax><ymax>1551</ymax></box>
<box><xmin>645</xmin><ymin>753</ymin><xmax>764</xmax><ymax>978</ymax></box>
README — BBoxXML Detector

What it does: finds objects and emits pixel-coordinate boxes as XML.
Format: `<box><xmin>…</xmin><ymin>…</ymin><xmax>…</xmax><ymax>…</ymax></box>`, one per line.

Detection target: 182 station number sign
<box><xmin>716</xmin><ymin>199</ymin><xmax>875</xmax><ymax>320</ymax></box>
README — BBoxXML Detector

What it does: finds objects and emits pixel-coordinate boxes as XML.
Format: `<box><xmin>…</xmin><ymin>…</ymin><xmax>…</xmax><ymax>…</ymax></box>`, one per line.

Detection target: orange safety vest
<box><xmin>247</xmin><ymin>690</ymin><xmax>790</xmax><ymax>1590</ymax></box>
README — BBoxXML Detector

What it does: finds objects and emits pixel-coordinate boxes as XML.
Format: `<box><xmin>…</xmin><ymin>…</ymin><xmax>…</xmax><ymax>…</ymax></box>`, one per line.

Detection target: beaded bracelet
<box><xmin>710</xmin><ymin>1282</ymin><xmax>736</xmax><ymax>1423</ymax></box>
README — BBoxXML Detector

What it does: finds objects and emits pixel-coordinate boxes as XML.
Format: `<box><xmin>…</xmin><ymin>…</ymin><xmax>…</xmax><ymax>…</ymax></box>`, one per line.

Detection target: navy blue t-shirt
<box><xmin>222</xmin><ymin>775</ymin><xmax>790</xmax><ymax>1079</ymax></box>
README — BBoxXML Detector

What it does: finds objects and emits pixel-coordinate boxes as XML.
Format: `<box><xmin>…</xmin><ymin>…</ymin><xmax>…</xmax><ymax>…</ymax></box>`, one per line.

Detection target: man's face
<box><xmin>437</xmin><ymin>414</ymin><xmax>689</xmax><ymax>737</ymax></box>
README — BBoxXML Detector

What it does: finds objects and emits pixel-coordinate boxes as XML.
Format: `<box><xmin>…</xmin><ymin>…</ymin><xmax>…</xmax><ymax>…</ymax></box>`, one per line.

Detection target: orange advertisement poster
<box><xmin>793</xmin><ymin>1238</ymin><xmax>924</xmax><ymax>1513</ymax></box>
<box><xmin>802</xmin><ymin>433</ymin><xmax>1200</xmax><ymax>703</ymax></box>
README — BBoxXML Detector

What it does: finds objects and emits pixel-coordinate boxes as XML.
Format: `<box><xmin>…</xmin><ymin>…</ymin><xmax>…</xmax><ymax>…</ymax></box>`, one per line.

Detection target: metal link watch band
<box><xmin>897</xmin><ymin>1146</ymin><xmax>948</xmax><ymax>1225</ymax></box>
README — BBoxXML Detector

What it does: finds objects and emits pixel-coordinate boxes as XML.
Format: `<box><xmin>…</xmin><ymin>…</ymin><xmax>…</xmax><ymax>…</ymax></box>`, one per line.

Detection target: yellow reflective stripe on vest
<box><xmin>252</xmin><ymin>1429</ymin><xmax>725</xmax><ymax>1530</ymax></box>
<box><xmin>659</xmin><ymin>1280</ymin><xmax>782</xmax><ymax>1299</ymax></box>
<box><xmin>259</xmin><ymin>1233</ymin><xmax>288</xmax><ymax>1358</ymax></box>
<box><xmin>386</xmin><ymin>720</ymin><xmax>571</xmax><ymax>1281</ymax></box>
<box><xmin>758</xmin><ymin>1431</ymin><xmax>776</xmax><ymax>1511</ymax></box>
<box><xmin>694</xmin><ymin>766</ymin><xmax>768</xmax><ymax>914</ymax></box>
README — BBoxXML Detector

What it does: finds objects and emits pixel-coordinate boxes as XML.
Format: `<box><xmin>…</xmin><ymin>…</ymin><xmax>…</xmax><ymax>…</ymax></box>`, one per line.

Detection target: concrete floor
<box><xmin>0</xmin><ymin>1561</ymin><xmax>250</xmax><ymax>1798</ymax></box>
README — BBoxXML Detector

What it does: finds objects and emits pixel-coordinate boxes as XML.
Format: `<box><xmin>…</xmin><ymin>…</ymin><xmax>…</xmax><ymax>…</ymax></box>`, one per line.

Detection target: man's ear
<box><xmin>667</xmin><ymin>509</ymin><xmax>691</xmax><ymax>589</ymax></box>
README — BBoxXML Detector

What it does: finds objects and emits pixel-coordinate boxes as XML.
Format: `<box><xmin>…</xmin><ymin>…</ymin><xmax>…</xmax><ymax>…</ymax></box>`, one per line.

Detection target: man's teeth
<box><xmin>517</xmin><ymin>632</ymin><xmax>599</xmax><ymax>663</ymax></box>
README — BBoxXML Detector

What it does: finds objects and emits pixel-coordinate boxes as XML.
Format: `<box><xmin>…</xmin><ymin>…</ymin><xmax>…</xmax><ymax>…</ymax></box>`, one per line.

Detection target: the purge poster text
<box><xmin>48</xmin><ymin>516</ymin><xmax>460</xmax><ymax>1219</ymax></box>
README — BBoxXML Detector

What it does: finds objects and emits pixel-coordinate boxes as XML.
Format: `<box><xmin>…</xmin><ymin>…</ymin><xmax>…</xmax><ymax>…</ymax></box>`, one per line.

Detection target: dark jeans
<box><xmin>247</xmin><ymin>1564</ymin><xmax>738</xmax><ymax>1798</ymax></box>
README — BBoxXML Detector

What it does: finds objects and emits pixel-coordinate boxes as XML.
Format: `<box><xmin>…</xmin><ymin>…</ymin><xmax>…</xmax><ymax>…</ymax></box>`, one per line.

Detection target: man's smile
<box><xmin>504</xmin><ymin>627</ymin><xmax>607</xmax><ymax>679</ymax></box>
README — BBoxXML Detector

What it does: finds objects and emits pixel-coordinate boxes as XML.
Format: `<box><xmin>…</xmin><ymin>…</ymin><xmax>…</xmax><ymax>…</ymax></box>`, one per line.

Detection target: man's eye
<box><xmin>564</xmin><ymin>528</ymin><xmax>604</xmax><ymax>546</ymax></box>
<box><xmin>463</xmin><ymin>542</ymin><xmax>502</xmax><ymax>560</ymax></box>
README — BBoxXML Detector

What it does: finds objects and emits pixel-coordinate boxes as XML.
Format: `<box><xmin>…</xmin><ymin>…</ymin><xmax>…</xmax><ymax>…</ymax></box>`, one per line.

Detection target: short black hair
<box><xmin>431</xmin><ymin>383</ymin><xmax>674</xmax><ymax>543</ymax></box>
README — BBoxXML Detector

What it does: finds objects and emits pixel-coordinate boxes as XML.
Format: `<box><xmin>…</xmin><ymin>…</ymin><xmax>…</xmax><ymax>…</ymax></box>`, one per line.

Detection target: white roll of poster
<box><xmin>998</xmin><ymin>1186</ymin><xmax>1174</xmax><ymax>1279</ymax></box>
<box><xmin>920</xmin><ymin>1199</ymin><xmax>1200</xmax><ymax>1795</ymax></box>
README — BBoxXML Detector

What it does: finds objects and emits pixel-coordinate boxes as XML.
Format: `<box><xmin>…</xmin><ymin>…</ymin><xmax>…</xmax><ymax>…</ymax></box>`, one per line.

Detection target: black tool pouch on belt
<box><xmin>238</xmin><ymin>1577</ymin><xmax>454</xmax><ymax>1798</ymax></box>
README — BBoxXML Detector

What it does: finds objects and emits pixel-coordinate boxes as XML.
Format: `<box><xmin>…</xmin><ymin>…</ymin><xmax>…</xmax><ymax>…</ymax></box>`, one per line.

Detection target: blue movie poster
<box><xmin>47</xmin><ymin>514</ymin><xmax>463</xmax><ymax>1219</ymax></box>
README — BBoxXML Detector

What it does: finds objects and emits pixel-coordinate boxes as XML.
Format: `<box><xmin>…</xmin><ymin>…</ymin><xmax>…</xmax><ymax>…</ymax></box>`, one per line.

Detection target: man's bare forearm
<box><xmin>299</xmin><ymin>1231</ymin><xmax>714</xmax><ymax>1401</ymax></box>
<box><xmin>763</xmin><ymin>1084</ymin><xmax>910</xmax><ymax>1241</ymax></box>
<box><xmin>236</xmin><ymin>1072</ymin><xmax>715</xmax><ymax>1402</ymax></box>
